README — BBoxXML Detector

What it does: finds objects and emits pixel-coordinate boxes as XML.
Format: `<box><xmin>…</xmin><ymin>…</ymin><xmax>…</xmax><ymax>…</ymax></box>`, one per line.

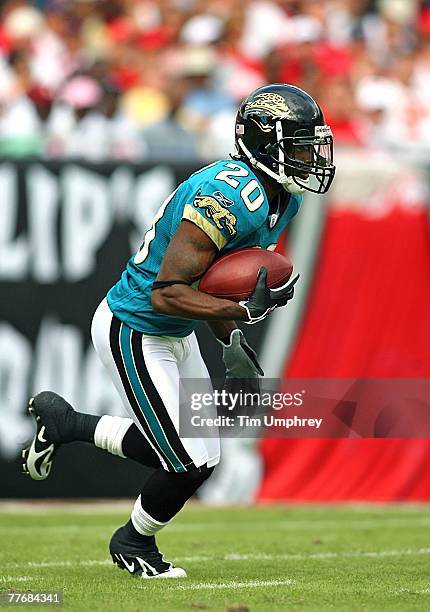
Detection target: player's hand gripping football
<box><xmin>240</xmin><ymin>267</ymin><xmax>300</xmax><ymax>325</ymax></box>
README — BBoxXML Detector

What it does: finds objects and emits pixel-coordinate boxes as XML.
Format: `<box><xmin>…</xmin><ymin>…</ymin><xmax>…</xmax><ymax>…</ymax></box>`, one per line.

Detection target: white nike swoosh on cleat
<box><xmin>119</xmin><ymin>554</ymin><xmax>134</xmax><ymax>573</ymax></box>
<box><xmin>139</xmin><ymin>565</ymin><xmax>187</xmax><ymax>579</ymax></box>
<box><xmin>26</xmin><ymin>440</ymin><xmax>55</xmax><ymax>480</ymax></box>
<box><xmin>136</xmin><ymin>556</ymin><xmax>157</xmax><ymax>576</ymax></box>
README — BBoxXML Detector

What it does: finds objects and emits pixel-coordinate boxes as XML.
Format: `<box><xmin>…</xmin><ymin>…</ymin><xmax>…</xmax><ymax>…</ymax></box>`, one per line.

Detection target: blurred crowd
<box><xmin>1</xmin><ymin>0</ymin><xmax>430</xmax><ymax>161</ymax></box>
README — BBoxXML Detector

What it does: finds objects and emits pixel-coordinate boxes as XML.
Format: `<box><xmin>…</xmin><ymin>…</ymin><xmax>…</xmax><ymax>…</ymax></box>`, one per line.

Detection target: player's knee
<box><xmin>197</xmin><ymin>463</ymin><xmax>215</xmax><ymax>484</ymax></box>
<box><xmin>178</xmin><ymin>464</ymin><xmax>215</xmax><ymax>494</ymax></box>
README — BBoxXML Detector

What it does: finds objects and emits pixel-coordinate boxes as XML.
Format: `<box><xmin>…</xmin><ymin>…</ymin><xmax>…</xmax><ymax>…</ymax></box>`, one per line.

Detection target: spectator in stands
<box><xmin>1</xmin><ymin>0</ymin><xmax>430</xmax><ymax>161</ymax></box>
<box><xmin>0</xmin><ymin>49</ymin><xmax>43</xmax><ymax>156</ymax></box>
<box><xmin>140</xmin><ymin>75</ymin><xmax>200</xmax><ymax>161</ymax></box>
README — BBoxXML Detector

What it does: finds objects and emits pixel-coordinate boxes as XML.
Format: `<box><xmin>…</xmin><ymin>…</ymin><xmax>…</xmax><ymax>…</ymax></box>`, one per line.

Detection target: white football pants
<box><xmin>91</xmin><ymin>298</ymin><xmax>220</xmax><ymax>473</ymax></box>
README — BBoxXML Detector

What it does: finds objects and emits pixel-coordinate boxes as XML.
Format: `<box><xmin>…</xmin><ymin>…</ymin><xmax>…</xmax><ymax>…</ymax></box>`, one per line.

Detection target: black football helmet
<box><xmin>234</xmin><ymin>84</ymin><xmax>335</xmax><ymax>195</ymax></box>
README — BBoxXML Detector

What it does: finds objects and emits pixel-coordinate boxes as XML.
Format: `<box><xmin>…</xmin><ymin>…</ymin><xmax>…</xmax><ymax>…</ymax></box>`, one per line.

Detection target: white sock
<box><xmin>94</xmin><ymin>415</ymin><xmax>133</xmax><ymax>458</ymax></box>
<box><xmin>131</xmin><ymin>495</ymin><xmax>169</xmax><ymax>536</ymax></box>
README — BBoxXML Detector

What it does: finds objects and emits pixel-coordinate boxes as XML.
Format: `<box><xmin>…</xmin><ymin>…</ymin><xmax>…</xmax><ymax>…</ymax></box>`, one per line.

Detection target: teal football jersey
<box><xmin>107</xmin><ymin>160</ymin><xmax>302</xmax><ymax>336</ymax></box>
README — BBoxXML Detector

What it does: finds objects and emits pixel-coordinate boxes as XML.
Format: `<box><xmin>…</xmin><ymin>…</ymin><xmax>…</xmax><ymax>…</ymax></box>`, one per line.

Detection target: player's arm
<box><xmin>151</xmin><ymin>220</ymin><xmax>248</xmax><ymax>321</ymax></box>
<box><xmin>152</xmin><ymin>221</ymin><xmax>298</xmax><ymax>323</ymax></box>
<box><xmin>206</xmin><ymin>320</ymin><xmax>237</xmax><ymax>342</ymax></box>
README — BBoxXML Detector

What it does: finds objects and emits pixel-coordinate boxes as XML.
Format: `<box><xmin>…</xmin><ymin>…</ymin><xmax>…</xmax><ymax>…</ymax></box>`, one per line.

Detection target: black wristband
<box><xmin>151</xmin><ymin>280</ymin><xmax>190</xmax><ymax>291</ymax></box>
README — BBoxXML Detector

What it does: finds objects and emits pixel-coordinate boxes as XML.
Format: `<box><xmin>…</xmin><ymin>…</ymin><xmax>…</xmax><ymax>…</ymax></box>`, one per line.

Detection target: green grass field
<box><xmin>1</xmin><ymin>503</ymin><xmax>430</xmax><ymax>611</ymax></box>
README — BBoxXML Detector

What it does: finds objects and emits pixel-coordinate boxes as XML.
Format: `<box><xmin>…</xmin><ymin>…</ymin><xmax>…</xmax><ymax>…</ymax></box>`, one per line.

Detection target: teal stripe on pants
<box><xmin>119</xmin><ymin>323</ymin><xmax>186</xmax><ymax>473</ymax></box>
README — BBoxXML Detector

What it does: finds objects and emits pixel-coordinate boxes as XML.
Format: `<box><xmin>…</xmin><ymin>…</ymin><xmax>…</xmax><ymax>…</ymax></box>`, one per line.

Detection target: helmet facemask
<box><xmin>237</xmin><ymin>121</ymin><xmax>335</xmax><ymax>195</ymax></box>
<box><xmin>275</xmin><ymin>124</ymin><xmax>334</xmax><ymax>194</ymax></box>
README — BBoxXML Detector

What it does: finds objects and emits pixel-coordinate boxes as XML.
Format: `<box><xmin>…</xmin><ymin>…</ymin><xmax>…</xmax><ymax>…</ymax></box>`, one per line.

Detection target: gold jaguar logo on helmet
<box><xmin>193</xmin><ymin>195</ymin><xmax>237</xmax><ymax>237</ymax></box>
<box><xmin>245</xmin><ymin>92</ymin><xmax>292</xmax><ymax>118</ymax></box>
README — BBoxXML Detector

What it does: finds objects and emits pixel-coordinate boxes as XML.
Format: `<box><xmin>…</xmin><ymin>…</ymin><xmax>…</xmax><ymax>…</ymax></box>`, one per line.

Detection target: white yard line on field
<box><xmin>169</xmin><ymin>517</ymin><xmax>430</xmax><ymax>531</ymax></box>
<box><xmin>395</xmin><ymin>587</ymin><xmax>430</xmax><ymax>595</ymax></box>
<box><xmin>1</xmin><ymin>516</ymin><xmax>430</xmax><ymax>536</ymax></box>
<box><xmin>0</xmin><ymin>576</ymin><xmax>34</xmax><ymax>582</ymax></box>
<box><xmin>0</xmin><ymin>560</ymin><xmax>111</xmax><ymax>569</ymax></box>
<box><xmin>144</xmin><ymin>578</ymin><xmax>295</xmax><ymax>591</ymax></box>
<box><xmin>1</xmin><ymin>548</ymin><xmax>430</xmax><ymax>570</ymax></box>
<box><xmin>222</xmin><ymin>548</ymin><xmax>430</xmax><ymax>561</ymax></box>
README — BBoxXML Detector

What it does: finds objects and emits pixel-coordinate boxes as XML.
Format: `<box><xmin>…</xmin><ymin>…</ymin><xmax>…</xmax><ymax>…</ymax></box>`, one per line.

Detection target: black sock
<box><xmin>67</xmin><ymin>411</ymin><xmax>100</xmax><ymax>443</ymax></box>
<box><xmin>122</xmin><ymin>424</ymin><xmax>161</xmax><ymax>468</ymax></box>
<box><xmin>122</xmin><ymin>519</ymin><xmax>154</xmax><ymax>546</ymax></box>
<box><xmin>65</xmin><ymin>412</ymin><xmax>161</xmax><ymax>467</ymax></box>
<box><xmin>139</xmin><ymin>465</ymin><xmax>215</xmax><ymax>523</ymax></box>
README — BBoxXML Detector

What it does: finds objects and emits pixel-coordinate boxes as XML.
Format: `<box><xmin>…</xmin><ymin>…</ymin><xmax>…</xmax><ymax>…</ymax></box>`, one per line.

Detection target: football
<box><xmin>198</xmin><ymin>247</ymin><xmax>293</xmax><ymax>302</ymax></box>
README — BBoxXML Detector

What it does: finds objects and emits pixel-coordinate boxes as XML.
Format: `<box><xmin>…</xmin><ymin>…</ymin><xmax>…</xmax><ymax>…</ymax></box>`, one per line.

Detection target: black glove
<box><xmin>218</xmin><ymin>329</ymin><xmax>264</xmax><ymax>378</ymax></box>
<box><xmin>239</xmin><ymin>267</ymin><xmax>299</xmax><ymax>325</ymax></box>
<box><xmin>218</xmin><ymin>329</ymin><xmax>263</xmax><ymax>412</ymax></box>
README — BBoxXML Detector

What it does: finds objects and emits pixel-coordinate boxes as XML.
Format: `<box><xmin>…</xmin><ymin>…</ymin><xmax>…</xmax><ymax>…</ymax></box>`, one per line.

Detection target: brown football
<box><xmin>198</xmin><ymin>247</ymin><xmax>293</xmax><ymax>302</ymax></box>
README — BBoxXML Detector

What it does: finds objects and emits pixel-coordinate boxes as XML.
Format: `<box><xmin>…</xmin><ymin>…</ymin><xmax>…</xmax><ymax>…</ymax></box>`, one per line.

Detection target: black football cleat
<box><xmin>22</xmin><ymin>392</ymin><xmax>75</xmax><ymax>481</ymax></box>
<box><xmin>109</xmin><ymin>525</ymin><xmax>187</xmax><ymax>579</ymax></box>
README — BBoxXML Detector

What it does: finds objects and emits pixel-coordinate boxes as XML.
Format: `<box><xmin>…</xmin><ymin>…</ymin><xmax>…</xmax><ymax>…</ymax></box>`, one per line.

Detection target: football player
<box><xmin>22</xmin><ymin>84</ymin><xmax>335</xmax><ymax>578</ymax></box>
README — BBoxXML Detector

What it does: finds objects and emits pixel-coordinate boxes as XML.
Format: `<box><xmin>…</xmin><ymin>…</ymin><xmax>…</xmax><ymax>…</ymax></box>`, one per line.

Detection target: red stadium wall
<box><xmin>258</xmin><ymin>155</ymin><xmax>430</xmax><ymax>501</ymax></box>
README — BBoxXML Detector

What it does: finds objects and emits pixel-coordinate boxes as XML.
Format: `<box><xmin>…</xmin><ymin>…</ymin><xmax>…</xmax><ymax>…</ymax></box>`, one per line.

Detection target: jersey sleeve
<box><xmin>288</xmin><ymin>194</ymin><xmax>302</xmax><ymax>221</ymax></box>
<box><xmin>182</xmin><ymin>178</ymin><xmax>265</xmax><ymax>250</ymax></box>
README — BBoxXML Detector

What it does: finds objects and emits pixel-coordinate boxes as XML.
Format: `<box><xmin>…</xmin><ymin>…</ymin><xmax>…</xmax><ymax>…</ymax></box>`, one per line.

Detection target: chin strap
<box><xmin>236</xmin><ymin>137</ymin><xmax>305</xmax><ymax>195</ymax></box>
<box><xmin>278</xmin><ymin>175</ymin><xmax>306</xmax><ymax>195</ymax></box>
